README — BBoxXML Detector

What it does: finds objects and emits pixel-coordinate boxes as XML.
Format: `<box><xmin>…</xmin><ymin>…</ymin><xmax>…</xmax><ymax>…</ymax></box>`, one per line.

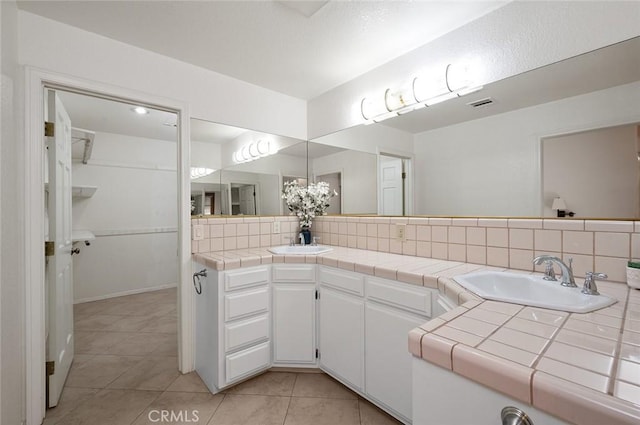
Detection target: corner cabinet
<box><xmin>272</xmin><ymin>264</ymin><xmax>317</xmax><ymax>366</ymax></box>
<box><xmin>318</xmin><ymin>266</ymin><xmax>366</xmax><ymax>392</ymax></box>
<box><xmin>193</xmin><ymin>260</ymin><xmax>442</xmax><ymax>424</ymax></box>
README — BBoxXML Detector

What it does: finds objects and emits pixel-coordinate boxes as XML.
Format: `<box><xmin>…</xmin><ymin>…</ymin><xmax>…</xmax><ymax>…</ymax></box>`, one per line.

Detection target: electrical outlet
<box><xmin>273</xmin><ymin>221</ymin><xmax>281</xmax><ymax>234</ymax></box>
<box><xmin>192</xmin><ymin>224</ymin><xmax>204</xmax><ymax>241</ymax></box>
<box><xmin>395</xmin><ymin>224</ymin><xmax>406</xmax><ymax>241</ymax></box>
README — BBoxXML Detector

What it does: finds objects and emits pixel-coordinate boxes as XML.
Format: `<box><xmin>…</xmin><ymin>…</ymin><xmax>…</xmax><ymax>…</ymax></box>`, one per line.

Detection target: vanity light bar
<box><xmin>360</xmin><ymin>63</ymin><xmax>481</xmax><ymax>124</ymax></box>
<box><xmin>190</xmin><ymin>167</ymin><xmax>215</xmax><ymax>180</ymax></box>
<box><xmin>233</xmin><ymin>139</ymin><xmax>273</xmax><ymax>163</ymax></box>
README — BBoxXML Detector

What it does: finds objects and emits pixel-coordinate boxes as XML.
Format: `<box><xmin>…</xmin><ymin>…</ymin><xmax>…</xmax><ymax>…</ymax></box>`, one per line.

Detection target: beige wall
<box><xmin>543</xmin><ymin>124</ymin><xmax>639</xmax><ymax>218</ymax></box>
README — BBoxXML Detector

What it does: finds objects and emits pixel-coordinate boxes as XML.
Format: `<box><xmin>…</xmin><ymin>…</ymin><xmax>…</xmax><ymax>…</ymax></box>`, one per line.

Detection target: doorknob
<box><xmin>501</xmin><ymin>406</ymin><xmax>533</xmax><ymax>425</ymax></box>
<box><xmin>71</xmin><ymin>248</ymin><xmax>80</xmax><ymax>255</ymax></box>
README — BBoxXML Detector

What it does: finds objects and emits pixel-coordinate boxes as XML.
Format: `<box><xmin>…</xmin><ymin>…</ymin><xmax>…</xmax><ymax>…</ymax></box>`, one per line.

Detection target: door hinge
<box><xmin>315</xmin><ymin>348</ymin><xmax>320</xmax><ymax>359</ymax></box>
<box><xmin>315</xmin><ymin>290</ymin><xmax>319</xmax><ymax>300</ymax></box>
<box><xmin>44</xmin><ymin>122</ymin><xmax>54</xmax><ymax>137</ymax></box>
<box><xmin>46</xmin><ymin>361</ymin><xmax>55</xmax><ymax>376</ymax></box>
<box><xmin>402</xmin><ymin>172</ymin><xmax>407</xmax><ymax>179</ymax></box>
<box><xmin>45</xmin><ymin>241</ymin><xmax>55</xmax><ymax>257</ymax></box>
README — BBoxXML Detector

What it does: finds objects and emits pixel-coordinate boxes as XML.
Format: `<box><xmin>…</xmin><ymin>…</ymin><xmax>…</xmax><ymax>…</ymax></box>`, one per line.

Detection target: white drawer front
<box><xmin>224</xmin><ymin>314</ymin><xmax>269</xmax><ymax>353</ymax></box>
<box><xmin>319</xmin><ymin>266</ymin><xmax>364</xmax><ymax>296</ymax></box>
<box><xmin>225</xmin><ymin>341</ymin><xmax>271</xmax><ymax>384</ymax></box>
<box><xmin>224</xmin><ymin>266</ymin><xmax>269</xmax><ymax>291</ymax></box>
<box><xmin>272</xmin><ymin>264</ymin><xmax>316</xmax><ymax>282</ymax></box>
<box><xmin>224</xmin><ymin>287</ymin><xmax>269</xmax><ymax>322</ymax></box>
<box><xmin>367</xmin><ymin>277</ymin><xmax>432</xmax><ymax>316</ymax></box>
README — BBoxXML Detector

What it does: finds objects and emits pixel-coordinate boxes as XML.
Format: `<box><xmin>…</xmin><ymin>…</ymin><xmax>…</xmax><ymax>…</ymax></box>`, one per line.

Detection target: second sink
<box><xmin>453</xmin><ymin>270</ymin><xmax>617</xmax><ymax>313</ymax></box>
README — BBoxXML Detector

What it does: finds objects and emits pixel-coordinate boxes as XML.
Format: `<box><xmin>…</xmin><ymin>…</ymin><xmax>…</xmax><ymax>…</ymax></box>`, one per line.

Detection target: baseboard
<box><xmin>73</xmin><ymin>283</ymin><xmax>177</xmax><ymax>304</ymax></box>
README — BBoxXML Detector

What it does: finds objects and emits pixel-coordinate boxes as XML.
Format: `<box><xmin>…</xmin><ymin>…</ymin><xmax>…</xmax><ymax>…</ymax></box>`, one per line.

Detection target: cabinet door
<box><xmin>365</xmin><ymin>302</ymin><xmax>425</xmax><ymax>421</ymax></box>
<box><xmin>273</xmin><ymin>284</ymin><xmax>316</xmax><ymax>364</ymax></box>
<box><xmin>319</xmin><ymin>286</ymin><xmax>365</xmax><ymax>391</ymax></box>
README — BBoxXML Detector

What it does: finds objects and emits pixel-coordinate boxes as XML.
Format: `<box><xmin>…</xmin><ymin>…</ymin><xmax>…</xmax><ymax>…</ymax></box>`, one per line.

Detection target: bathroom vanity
<box><xmin>192</xmin><ymin>253</ymin><xmax>449</xmax><ymax>424</ymax></box>
<box><xmin>193</xmin><ymin>244</ymin><xmax>640</xmax><ymax>425</ymax></box>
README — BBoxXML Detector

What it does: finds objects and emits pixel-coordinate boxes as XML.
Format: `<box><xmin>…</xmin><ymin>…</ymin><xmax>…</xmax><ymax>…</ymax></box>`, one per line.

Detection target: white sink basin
<box><xmin>453</xmin><ymin>271</ymin><xmax>616</xmax><ymax>313</ymax></box>
<box><xmin>268</xmin><ymin>245</ymin><xmax>333</xmax><ymax>255</ymax></box>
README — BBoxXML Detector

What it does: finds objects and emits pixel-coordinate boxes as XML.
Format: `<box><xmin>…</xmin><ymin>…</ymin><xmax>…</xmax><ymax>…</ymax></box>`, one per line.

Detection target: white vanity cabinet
<box><xmin>271</xmin><ymin>264</ymin><xmax>317</xmax><ymax>366</ymax></box>
<box><xmin>413</xmin><ymin>358</ymin><xmax>570</xmax><ymax>425</ymax></box>
<box><xmin>194</xmin><ymin>262</ymin><xmax>271</xmax><ymax>393</ymax></box>
<box><xmin>318</xmin><ymin>266</ymin><xmax>366</xmax><ymax>392</ymax></box>
<box><xmin>194</xmin><ymin>259</ymin><xmax>441</xmax><ymax>424</ymax></box>
<box><xmin>365</xmin><ymin>277</ymin><xmax>434</xmax><ymax>422</ymax></box>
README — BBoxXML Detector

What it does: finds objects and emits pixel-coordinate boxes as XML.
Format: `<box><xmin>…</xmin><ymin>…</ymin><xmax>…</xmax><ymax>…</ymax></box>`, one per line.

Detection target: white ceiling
<box><xmin>17</xmin><ymin>0</ymin><xmax>507</xmax><ymax>100</ymax></box>
<box><xmin>57</xmin><ymin>91</ymin><xmax>178</xmax><ymax>141</ymax></box>
<box><xmin>57</xmin><ymin>37</ymin><xmax>640</xmax><ymax>147</ymax></box>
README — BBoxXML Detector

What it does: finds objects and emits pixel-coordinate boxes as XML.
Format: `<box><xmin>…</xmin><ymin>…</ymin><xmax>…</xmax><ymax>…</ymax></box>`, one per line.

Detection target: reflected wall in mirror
<box><xmin>190</xmin><ymin>118</ymin><xmax>306</xmax><ymax>216</ymax></box>
<box><xmin>307</xmin><ymin>142</ymin><xmax>377</xmax><ymax>215</ymax></box>
<box><xmin>310</xmin><ymin>37</ymin><xmax>640</xmax><ymax>218</ymax></box>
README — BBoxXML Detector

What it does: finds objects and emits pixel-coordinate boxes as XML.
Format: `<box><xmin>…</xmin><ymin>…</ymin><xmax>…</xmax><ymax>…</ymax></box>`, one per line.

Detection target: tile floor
<box><xmin>45</xmin><ymin>288</ymin><xmax>401</xmax><ymax>425</ymax></box>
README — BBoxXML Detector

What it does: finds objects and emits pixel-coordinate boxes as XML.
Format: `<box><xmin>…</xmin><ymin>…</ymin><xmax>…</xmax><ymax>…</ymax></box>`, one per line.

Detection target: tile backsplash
<box><xmin>192</xmin><ymin>216</ymin><xmax>640</xmax><ymax>283</ymax></box>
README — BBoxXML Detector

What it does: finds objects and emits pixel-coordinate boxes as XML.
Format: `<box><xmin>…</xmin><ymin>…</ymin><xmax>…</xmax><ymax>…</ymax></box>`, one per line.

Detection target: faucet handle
<box><xmin>542</xmin><ymin>260</ymin><xmax>557</xmax><ymax>281</ymax></box>
<box><xmin>311</xmin><ymin>236</ymin><xmax>320</xmax><ymax>246</ymax></box>
<box><xmin>582</xmin><ymin>272</ymin><xmax>607</xmax><ymax>295</ymax></box>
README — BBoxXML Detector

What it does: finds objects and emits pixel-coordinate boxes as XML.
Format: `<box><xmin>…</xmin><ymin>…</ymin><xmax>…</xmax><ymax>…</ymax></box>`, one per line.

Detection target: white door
<box><xmin>379</xmin><ymin>156</ymin><xmax>404</xmax><ymax>215</ymax></box>
<box><xmin>318</xmin><ymin>287</ymin><xmax>365</xmax><ymax>391</ymax></box>
<box><xmin>46</xmin><ymin>90</ymin><xmax>74</xmax><ymax>407</ymax></box>
<box><xmin>239</xmin><ymin>185</ymin><xmax>256</xmax><ymax>215</ymax></box>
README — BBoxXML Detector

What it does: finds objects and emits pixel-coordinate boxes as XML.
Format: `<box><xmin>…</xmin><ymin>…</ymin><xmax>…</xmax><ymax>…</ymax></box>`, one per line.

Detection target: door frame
<box><xmin>24</xmin><ymin>67</ymin><xmax>192</xmax><ymax>425</ymax></box>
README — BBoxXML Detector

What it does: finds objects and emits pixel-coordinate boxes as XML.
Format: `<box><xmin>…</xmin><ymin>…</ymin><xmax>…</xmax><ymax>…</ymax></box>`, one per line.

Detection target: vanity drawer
<box><xmin>319</xmin><ymin>266</ymin><xmax>364</xmax><ymax>296</ymax></box>
<box><xmin>224</xmin><ymin>314</ymin><xmax>269</xmax><ymax>353</ymax></box>
<box><xmin>367</xmin><ymin>277</ymin><xmax>432</xmax><ymax>316</ymax></box>
<box><xmin>224</xmin><ymin>287</ymin><xmax>269</xmax><ymax>322</ymax></box>
<box><xmin>272</xmin><ymin>264</ymin><xmax>316</xmax><ymax>283</ymax></box>
<box><xmin>224</xmin><ymin>266</ymin><xmax>269</xmax><ymax>292</ymax></box>
<box><xmin>225</xmin><ymin>341</ymin><xmax>271</xmax><ymax>384</ymax></box>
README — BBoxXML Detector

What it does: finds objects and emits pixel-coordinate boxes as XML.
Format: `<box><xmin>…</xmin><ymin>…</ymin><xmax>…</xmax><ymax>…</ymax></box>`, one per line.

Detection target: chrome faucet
<box><xmin>299</xmin><ymin>233</ymin><xmax>305</xmax><ymax>246</ymax></box>
<box><xmin>533</xmin><ymin>255</ymin><xmax>576</xmax><ymax>287</ymax></box>
<box><xmin>582</xmin><ymin>272</ymin><xmax>608</xmax><ymax>295</ymax></box>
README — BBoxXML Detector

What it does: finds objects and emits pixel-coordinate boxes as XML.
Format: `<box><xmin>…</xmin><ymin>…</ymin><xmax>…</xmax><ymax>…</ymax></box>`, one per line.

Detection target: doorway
<box><xmin>44</xmin><ymin>89</ymin><xmax>180</xmax><ymax>408</ymax></box>
<box><xmin>378</xmin><ymin>154</ymin><xmax>412</xmax><ymax>216</ymax></box>
<box><xmin>25</xmin><ymin>68</ymin><xmax>191</xmax><ymax>425</ymax></box>
<box><xmin>316</xmin><ymin>172</ymin><xmax>342</xmax><ymax>214</ymax></box>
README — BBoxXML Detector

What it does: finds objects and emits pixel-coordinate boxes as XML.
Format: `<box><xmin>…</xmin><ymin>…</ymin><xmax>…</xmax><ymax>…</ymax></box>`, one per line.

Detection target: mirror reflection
<box><xmin>190</xmin><ymin>119</ymin><xmax>306</xmax><ymax>216</ymax></box>
<box><xmin>310</xmin><ymin>37</ymin><xmax>640</xmax><ymax>218</ymax></box>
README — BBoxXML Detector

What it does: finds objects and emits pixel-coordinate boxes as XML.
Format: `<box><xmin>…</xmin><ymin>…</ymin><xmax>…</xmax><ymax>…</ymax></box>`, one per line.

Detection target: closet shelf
<box><xmin>71</xmin><ymin>185</ymin><xmax>98</xmax><ymax>198</ymax></box>
<box><xmin>72</xmin><ymin>230</ymin><xmax>95</xmax><ymax>243</ymax></box>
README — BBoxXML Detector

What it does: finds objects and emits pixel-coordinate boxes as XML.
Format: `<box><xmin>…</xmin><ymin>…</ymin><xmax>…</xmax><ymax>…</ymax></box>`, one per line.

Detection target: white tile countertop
<box><xmin>192</xmin><ymin>246</ymin><xmax>640</xmax><ymax>425</ymax></box>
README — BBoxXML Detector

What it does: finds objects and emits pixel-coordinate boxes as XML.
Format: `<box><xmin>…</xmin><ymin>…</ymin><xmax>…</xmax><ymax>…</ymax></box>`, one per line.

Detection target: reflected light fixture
<box><xmin>131</xmin><ymin>106</ymin><xmax>149</xmax><ymax>115</ymax></box>
<box><xmin>190</xmin><ymin>167</ymin><xmax>215</xmax><ymax>180</ymax></box>
<box><xmin>551</xmin><ymin>197</ymin><xmax>575</xmax><ymax>217</ymax></box>
<box><xmin>233</xmin><ymin>139</ymin><xmax>274</xmax><ymax>163</ymax></box>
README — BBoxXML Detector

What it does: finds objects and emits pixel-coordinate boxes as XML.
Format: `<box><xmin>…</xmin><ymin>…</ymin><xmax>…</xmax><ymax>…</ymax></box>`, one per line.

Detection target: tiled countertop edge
<box><xmin>192</xmin><ymin>247</ymin><xmax>484</xmax><ymax>304</ymax></box>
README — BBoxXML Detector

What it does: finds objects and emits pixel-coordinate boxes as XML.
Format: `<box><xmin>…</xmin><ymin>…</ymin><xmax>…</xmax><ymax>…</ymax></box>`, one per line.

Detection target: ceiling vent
<box><xmin>467</xmin><ymin>97</ymin><xmax>495</xmax><ymax>108</ymax></box>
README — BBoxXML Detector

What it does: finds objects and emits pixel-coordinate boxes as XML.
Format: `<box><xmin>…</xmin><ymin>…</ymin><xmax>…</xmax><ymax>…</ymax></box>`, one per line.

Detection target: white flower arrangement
<box><xmin>282</xmin><ymin>181</ymin><xmax>337</xmax><ymax>228</ymax></box>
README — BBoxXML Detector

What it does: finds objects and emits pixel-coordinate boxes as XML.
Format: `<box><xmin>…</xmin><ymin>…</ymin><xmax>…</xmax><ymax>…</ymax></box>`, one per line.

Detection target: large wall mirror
<box><xmin>311</xmin><ymin>36</ymin><xmax>640</xmax><ymax>219</ymax></box>
<box><xmin>190</xmin><ymin>120</ymin><xmax>379</xmax><ymax>217</ymax></box>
